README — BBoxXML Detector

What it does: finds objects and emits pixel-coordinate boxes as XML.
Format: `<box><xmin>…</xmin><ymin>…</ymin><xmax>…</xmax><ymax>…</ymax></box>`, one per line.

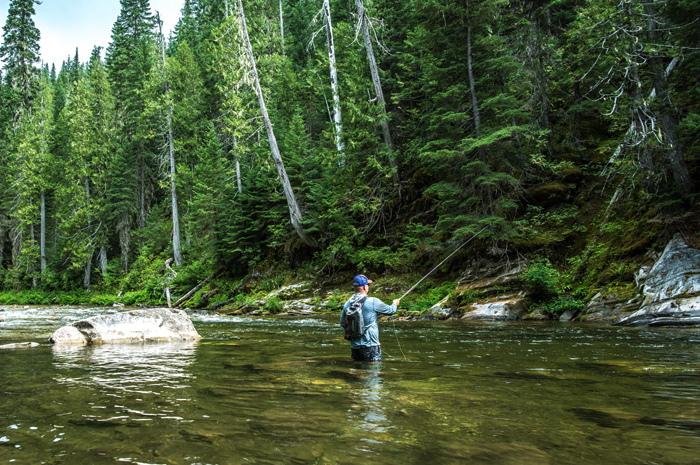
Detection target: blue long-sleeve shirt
<box><xmin>340</xmin><ymin>293</ymin><xmax>397</xmax><ymax>348</ymax></box>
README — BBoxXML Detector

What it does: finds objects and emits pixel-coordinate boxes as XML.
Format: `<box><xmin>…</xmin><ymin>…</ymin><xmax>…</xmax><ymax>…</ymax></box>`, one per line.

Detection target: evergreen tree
<box><xmin>6</xmin><ymin>70</ymin><xmax>53</xmax><ymax>286</ymax></box>
<box><xmin>0</xmin><ymin>0</ymin><xmax>41</xmax><ymax>116</ymax></box>
<box><xmin>105</xmin><ymin>0</ymin><xmax>158</xmax><ymax>270</ymax></box>
<box><xmin>567</xmin><ymin>0</ymin><xmax>694</xmax><ymax>194</ymax></box>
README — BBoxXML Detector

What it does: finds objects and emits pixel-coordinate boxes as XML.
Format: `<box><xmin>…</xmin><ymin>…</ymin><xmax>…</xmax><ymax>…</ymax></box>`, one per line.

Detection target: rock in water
<box><xmin>617</xmin><ymin>234</ymin><xmax>700</xmax><ymax>326</ymax></box>
<box><xmin>49</xmin><ymin>308</ymin><xmax>202</xmax><ymax>345</ymax></box>
<box><xmin>0</xmin><ymin>342</ymin><xmax>41</xmax><ymax>349</ymax></box>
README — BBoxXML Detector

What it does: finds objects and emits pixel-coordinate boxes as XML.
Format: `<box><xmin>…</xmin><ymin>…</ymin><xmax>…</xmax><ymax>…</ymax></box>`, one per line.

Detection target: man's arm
<box><xmin>340</xmin><ymin>302</ymin><xmax>348</xmax><ymax>327</ymax></box>
<box><xmin>371</xmin><ymin>297</ymin><xmax>400</xmax><ymax>316</ymax></box>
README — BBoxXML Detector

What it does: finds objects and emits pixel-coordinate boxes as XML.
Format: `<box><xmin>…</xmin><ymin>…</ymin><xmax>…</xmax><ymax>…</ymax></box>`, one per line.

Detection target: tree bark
<box><xmin>573</xmin><ymin>77</ymin><xmax>585</xmax><ymax>160</ymax></box>
<box><xmin>323</xmin><ymin>0</ymin><xmax>345</xmax><ymax>162</ymax></box>
<box><xmin>100</xmin><ymin>244</ymin><xmax>108</xmax><ymax>276</ymax></box>
<box><xmin>467</xmin><ymin>27</ymin><xmax>481</xmax><ymax>132</ymax></box>
<box><xmin>238</xmin><ymin>0</ymin><xmax>316</xmax><ymax>247</ymax></box>
<box><xmin>355</xmin><ymin>0</ymin><xmax>399</xmax><ymax>184</ymax></box>
<box><xmin>466</xmin><ymin>25</ymin><xmax>493</xmax><ymax>213</ymax></box>
<box><xmin>279</xmin><ymin>0</ymin><xmax>285</xmax><ymax>54</ymax></box>
<box><xmin>174</xmin><ymin>272</ymin><xmax>215</xmax><ymax>307</ymax></box>
<box><xmin>84</xmin><ymin>173</ymin><xmax>92</xmax><ymax>290</ymax></box>
<box><xmin>234</xmin><ymin>136</ymin><xmax>243</xmax><ymax>194</ymax></box>
<box><xmin>645</xmin><ymin>1</ymin><xmax>693</xmax><ymax>194</ymax></box>
<box><xmin>39</xmin><ymin>84</ymin><xmax>47</xmax><ymax>278</ymax></box>
<box><xmin>84</xmin><ymin>253</ymin><xmax>92</xmax><ymax>290</ymax></box>
<box><xmin>534</xmin><ymin>19</ymin><xmax>553</xmax><ymax>158</ymax></box>
<box><xmin>158</xmin><ymin>14</ymin><xmax>183</xmax><ymax>266</ymax></box>
<box><xmin>40</xmin><ymin>191</ymin><xmax>46</xmax><ymax>276</ymax></box>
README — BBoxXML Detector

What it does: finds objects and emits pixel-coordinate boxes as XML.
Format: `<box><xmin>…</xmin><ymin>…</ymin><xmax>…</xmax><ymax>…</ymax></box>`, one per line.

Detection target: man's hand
<box><xmin>393</xmin><ymin>299</ymin><xmax>400</xmax><ymax>307</ymax></box>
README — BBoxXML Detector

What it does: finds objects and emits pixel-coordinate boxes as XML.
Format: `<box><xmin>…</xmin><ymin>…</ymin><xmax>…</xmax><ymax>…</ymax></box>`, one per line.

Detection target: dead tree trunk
<box><xmin>355</xmin><ymin>0</ymin><xmax>399</xmax><ymax>184</ymax></box>
<box><xmin>174</xmin><ymin>272</ymin><xmax>215</xmax><ymax>308</ymax></box>
<box><xmin>534</xmin><ymin>19</ymin><xmax>553</xmax><ymax>159</ymax></box>
<box><xmin>323</xmin><ymin>0</ymin><xmax>345</xmax><ymax>162</ymax></box>
<box><xmin>238</xmin><ymin>0</ymin><xmax>316</xmax><ymax>247</ymax></box>
<box><xmin>645</xmin><ymin>1</ymin><xmax>693</xmax><ymax>194</ymax></box>
<box><xmin>466</xmin><ymin>25</ymin><xmax>493</xmax><ymax>214</ymax></box>
<box><xmin>158</xmin><ymin>13</ymin><xmax>183</xmax><ymax>266</ymax></box>
<box><xmin>40</xmin><ymin>191</ymin><xmax>46</xmax><ymax>276</ymax></box>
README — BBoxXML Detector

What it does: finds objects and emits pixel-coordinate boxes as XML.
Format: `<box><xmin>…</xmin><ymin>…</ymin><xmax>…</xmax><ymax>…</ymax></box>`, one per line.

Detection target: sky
<box><xmin>0</xmin><ymin>0</ymin><xmax>183</xmax><ymax>69</ymax></box>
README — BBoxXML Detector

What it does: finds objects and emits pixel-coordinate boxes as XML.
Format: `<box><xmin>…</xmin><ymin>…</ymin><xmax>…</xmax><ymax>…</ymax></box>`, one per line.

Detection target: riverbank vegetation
<box><xmin>1</xmin><ymin>0</ymin><xmax>698</xmax><ymax>311</ymax></box>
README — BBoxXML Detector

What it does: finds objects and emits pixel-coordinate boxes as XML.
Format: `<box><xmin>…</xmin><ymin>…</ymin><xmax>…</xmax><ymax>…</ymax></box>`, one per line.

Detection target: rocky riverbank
<box><xmin>213</xmin><ymin>234</ymin><xmax>700</xmax><ymax>327</ymax></box>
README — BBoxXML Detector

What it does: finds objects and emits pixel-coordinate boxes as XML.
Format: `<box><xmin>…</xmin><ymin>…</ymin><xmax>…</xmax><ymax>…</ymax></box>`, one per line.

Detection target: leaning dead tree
<box><xmin>354</xmin><ymin>0</ymin><xmax>399</xmax><ymax>184</ymax></box>
<box><xmin>237</xmin><ymin>0</ymin><xmax>317</xmax><ymax>247</ymax></box>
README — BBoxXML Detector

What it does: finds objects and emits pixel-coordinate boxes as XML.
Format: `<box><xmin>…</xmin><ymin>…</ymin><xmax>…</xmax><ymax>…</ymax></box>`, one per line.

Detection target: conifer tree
<box><xmin>237</xmin><ymin>0</ymin><xmax>316</xmax><ymax>248</ymax></box>
<box><xmin>105</xmin><ymin>0</ymin><xmax>158</xmax><ymax>269</ymax></box>
<box><xmin>568</xmin><ymin>0</ymin><xmax>694</xmax><ymax>194</ymax></box>
<box><xmin>156</xmin><ymin>13</ymin><xmax>182</xmax><ymax>267</ymax></box>
<box><xmin>8</xmin><ymin>70</ymin><xmax>53</xmax><ymax>285</ymax></box>
<box><xmin>354</xmin><ymin>0</ymin><xmax>398</xmax><ymax>183</ymax></box>
<box><xmin>0</xmin><ymin>0</ymin><xmax>41</xmax><ymax>116</ymax></box>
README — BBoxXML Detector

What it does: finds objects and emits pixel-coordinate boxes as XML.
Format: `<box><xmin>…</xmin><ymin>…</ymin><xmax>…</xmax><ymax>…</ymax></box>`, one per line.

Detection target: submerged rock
<box><xmin>49</xmin><ymin>308</ymin><xmax>202</xmax><ymax>345</ymax></box>
<box><xmin>0</xmin><ymin>342</ymin><xmax>41</xmax><ymax>349</ymax></box>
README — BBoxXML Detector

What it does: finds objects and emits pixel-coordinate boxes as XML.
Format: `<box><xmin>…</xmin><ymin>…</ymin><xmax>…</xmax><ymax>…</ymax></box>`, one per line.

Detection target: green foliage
<box><xmin>542</xmin><ymin>297</ymin><xmax>585</xmax><ymax>315</ymax></box>
<box><xmin>522</xmin><ymin>259</ymin><xmax>560</xmax><ymax>302</ymax></box>
<box><xmin>264</xmin><ymin>295</ymin><xmax>284</xmax><ymax>314</ymax></box>
<box><xmin>324</xmin><ymin>293</ymin><xmax>351</xmax><ymax>311</ymax></box>
<box><xmin>402</xmin><ymin>281</ymin><xmax>457</xmax><ymax>314</ymax></box>
<box><xmin>0</xmin><ymin>0</ymin><xmax>697</xmax><ymax>305</ymax></box>
<box><xmin>513</xmin><ymin>205</ymin><xmax>586</xmax><ymax>249</ymax></box>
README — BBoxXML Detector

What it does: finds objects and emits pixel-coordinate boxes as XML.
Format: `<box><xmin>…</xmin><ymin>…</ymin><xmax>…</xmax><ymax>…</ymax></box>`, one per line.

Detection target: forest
<box><xmin>0</xmin><ymin>0</ymin><xmax>698</xmax><ymax>310</ymax></box>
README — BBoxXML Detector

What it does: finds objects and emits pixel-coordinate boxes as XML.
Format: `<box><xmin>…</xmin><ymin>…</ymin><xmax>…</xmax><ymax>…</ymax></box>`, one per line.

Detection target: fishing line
<box><xmin>391</xmin><ymin>226</ymin><xmax>489</xmax><ymax>360</ymax></box>
<box><xmin>399</xmin><ymin>226</ymin><xmax>488</xmax><ymax>300</ymax></box>
<box><xmin>391</xmin><ymin>318</ymin><xmax>407</xmax><ymax>360</ymax></box>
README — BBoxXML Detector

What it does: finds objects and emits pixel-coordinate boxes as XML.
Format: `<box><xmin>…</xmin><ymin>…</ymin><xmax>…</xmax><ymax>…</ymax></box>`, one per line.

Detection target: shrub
<box><xmin>543</xmin><ymin>297</ymin><xmax>585</xmax><ymax>315</ymax></box>
<box><xmin>264</xmin><ymin>296</ymin><xmax>284</xmax><ymax>314</ymax></box>
<box><xmin>522</xmin><ymin>259</ymin><xmax>560</xmax><ymax>302</ymax></box>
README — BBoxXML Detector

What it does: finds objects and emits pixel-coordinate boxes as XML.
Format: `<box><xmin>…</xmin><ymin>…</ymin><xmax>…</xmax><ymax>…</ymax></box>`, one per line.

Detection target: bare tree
<box><xmin>157</xmin><ymin>12</ymin><xmax>183</xmax><ymax>266</ymax></box>
<box><xmin>354</xmin><ymin>0</ymin><xmax>398</xmax><ymax>184</ymax></box>
<box><xmin>237</xmin><ymin>0</ymin><xmax>316</xmax><ymax>247</ymax></box>
<box><xmin>279</xmin><ymin>0</ymin><xmax>285</xmax><ymax>54</ymax></box>
<box><xmin>323</xmin><ymin>0</ymin><xmax>345</xmax><ymax>161</ymax></box>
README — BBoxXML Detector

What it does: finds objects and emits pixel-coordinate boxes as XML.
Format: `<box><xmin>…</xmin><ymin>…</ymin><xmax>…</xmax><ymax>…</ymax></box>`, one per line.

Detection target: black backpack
<box><xmin>343</xmin><ymin>295</ymin><xmax>368</xmax><ymax>340</ymax></box>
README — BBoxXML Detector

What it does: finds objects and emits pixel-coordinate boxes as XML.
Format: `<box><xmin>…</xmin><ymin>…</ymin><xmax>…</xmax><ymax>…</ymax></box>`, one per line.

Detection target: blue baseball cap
<box><xmin>352</xmin><ymin>275</ymin><xmax>373</xmax><ymax>287</ymax></box>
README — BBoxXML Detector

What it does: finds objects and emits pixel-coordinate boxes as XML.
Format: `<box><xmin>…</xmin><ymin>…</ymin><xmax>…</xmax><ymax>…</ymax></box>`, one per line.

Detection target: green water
<box><xmin>1</xmin><ymin>306</ymin><xmax>699</xmax><ymax>464</ymax></box>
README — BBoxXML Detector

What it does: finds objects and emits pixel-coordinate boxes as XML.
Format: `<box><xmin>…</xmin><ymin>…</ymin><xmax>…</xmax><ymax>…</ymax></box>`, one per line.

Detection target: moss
<box><xmin>527</xmin><ymin>182</ymin><xmax>570</xmax><ymax>206</ymax></box>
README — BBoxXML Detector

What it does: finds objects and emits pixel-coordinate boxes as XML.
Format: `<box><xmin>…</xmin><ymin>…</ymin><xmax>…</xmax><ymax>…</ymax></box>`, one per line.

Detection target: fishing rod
<box><xmin>399</xmin><ymin>226</ymin><xmax>488</xmax><ymax>300</ymax></box>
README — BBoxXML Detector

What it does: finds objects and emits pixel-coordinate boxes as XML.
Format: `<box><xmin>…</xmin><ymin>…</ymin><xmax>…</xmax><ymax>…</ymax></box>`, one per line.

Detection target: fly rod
<box><xmin>399</xmin><ymin>226</ymin><xmax>488</xmax><ymax>300</ymax></box>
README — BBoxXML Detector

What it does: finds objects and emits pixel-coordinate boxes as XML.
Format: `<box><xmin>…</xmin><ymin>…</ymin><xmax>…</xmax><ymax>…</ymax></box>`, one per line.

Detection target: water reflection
<box><xmin>350</xmin><ymin>363</ymin><xmax>389</xmax><ymax>436</ymax></box>
<box><xmin>51</xmin><ymin>342</ymin><xmax>197</xmax><ymax>423</ymax></box>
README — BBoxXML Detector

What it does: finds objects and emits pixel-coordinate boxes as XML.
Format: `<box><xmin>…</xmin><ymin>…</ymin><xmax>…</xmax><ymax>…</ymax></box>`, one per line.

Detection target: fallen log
<box><xmin>210</xmin><ymin>276</ymin><xmax>251</xmax><ymax>311</ymax></box>
<box><xmin>174</xmin><ymin>273</ymin><xmax>215</xmax><ymax>308</ymax></box>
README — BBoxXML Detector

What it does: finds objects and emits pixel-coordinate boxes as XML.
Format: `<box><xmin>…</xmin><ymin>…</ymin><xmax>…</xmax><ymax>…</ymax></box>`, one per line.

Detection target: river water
<box><xmin>1</xmin><ymin>305</ymin><xmax>699</xmax><ymax>464</ymax></box>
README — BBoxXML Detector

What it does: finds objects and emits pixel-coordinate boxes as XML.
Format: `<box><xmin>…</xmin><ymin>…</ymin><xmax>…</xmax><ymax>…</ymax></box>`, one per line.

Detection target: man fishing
<box><xmin>340</xmin><ymin>275</ymin><xmax>400</xmax><ymax>362</ymax></box>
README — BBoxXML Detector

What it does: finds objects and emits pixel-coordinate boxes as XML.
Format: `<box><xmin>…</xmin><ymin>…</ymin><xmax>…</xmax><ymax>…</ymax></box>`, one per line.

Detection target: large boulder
<box><xmin>617</xmin><ymin>234</ymin><xmax>700</xmax><ymax>326</ymax></box>
<box><xmin>49</xmin><ymin>308</ymin><xmax>202</xmax><ymax>345</ymax></box>
<box><xmin>461</xmin><ymin>298</ymin><xmax>525</xmax><ymax>321</ymax></box>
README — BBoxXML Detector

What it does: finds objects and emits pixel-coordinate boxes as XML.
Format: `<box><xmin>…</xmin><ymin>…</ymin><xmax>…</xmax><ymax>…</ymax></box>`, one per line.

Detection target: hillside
<box><xmin>0</xmin><ymin>0</ymin><xmax>698</xmax><ymax>313</ymax></box>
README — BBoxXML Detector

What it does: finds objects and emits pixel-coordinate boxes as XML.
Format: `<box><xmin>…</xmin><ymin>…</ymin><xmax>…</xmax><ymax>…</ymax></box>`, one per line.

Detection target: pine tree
<box><xmin>0</xmin><ymin>0</ymin><xmax>41</xmax><ymax>116</ymax></box>
<box><xmin>105</xmin><ymin>0</ymin><xmax>158</xmax><ymax>270</ymax></box>
<box><xmin>568</xmin><ymin>0</ymin><xmax>694</xmax><ymax>194</ymax></box>
<box><xmin>7</xmin><ymin>70</ymin><xmax>54</xmax><ymax>286</ymax></box>
<box><xmin>237</xmin><ymin>0</ymin><xmax>316</xmax><ymax>248</ymax></box>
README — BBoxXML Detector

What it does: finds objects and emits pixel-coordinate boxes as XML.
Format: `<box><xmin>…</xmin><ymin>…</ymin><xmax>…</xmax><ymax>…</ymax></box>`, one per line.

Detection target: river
<box><xmin>1</xmin><ymin>305</ymin><xmax>699</xmax><ymax>464</ymax></box>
